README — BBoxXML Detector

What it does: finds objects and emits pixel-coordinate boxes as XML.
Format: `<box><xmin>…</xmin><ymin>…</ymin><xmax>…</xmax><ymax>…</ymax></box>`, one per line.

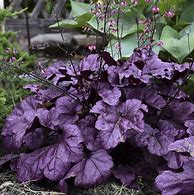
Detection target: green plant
<box><xmin>0</xmin><ymin>9</ymin><xmax>35</xmax><ymax>129</ymax></box>
<box><xmin>50</xmin><ymin>0</ymin><xmax>194</xmax><ymax>63</ymax></box>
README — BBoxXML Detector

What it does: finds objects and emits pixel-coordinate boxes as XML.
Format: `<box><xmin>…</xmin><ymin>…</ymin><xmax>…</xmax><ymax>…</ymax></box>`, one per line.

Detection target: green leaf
<box><xmin>106</xmin><ymin>34</ymin><xmax>138</xmax><ymax>60</ymax></box>
<box><xmin>76</xmin><ymin>12</ymin><xmax>93</xmax><ymax>24</ymax></box>
<box><xmin>158</xmin><ymin>0</ymin><xmax>185</xmax><ymax>14</ymax></box>
<box><xmin>174</xmin><ymin>22</ymin><xmax>190</xmax><ymax>31</ymax></box>
<box><xmin>50</xmin><ymin>1</ymin><xmax>93</xmax><ymax>29</ymax></box>
<box><xmin>50</xmin><ymin>19</ymin><xmax>81</xmax><ymax>28</ymax></box>
<box><xmin>183</xmin><ymin>74</ymin><xmax>194</xmax><ymax>99</ymax></box>
<box><xmin>180</xmin><ymin>4</ymin><xmax>194</xmax><ymax>23</ymax></box>
<box><xmin>88</xmin><ymin>12</ymin><xmax>143</xmax><ymax>38</ymax></box>
<box><xmin>50</xmin><ymin>11</ymin><xmax>93</xmax><ymax>29</ymax></box>
<box><xmin>160</xmin><ymin>25</ymin><xmax>194</xmax><ymax>63</ymax></box>
<box><xmin>70</xmin><ymin>0</ymin><xmax>91</xmax><ymax>17</ymax></box>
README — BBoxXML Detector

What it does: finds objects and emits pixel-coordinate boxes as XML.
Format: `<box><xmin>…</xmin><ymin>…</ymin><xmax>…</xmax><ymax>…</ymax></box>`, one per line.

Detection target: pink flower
<box><xmin>152</xmin><ymin>6</ymin><xmax>160</xmax><ymax>14</ymax></box>
<box><xmin>88</xmin><ymin>45</ymin><xmax>96</xmax><ymax>51</ymax></box>
<box><xmin>8</xmin><ymin>57</ymin><xmax>16</xmax><ymax>63</ymax></box>
<box><xmin>5</xmin><ymin>48</ymin><xmax>11</xmax><ymax>54</ymax></box>
<box><xmin>115</xmin><ymin>43</ymin><xmax>121</xmax><ymax>50</ymax></box>
<box><xmin>164</xmin><ymin>10</ymin><xmax>175</xmax><ymax>18</ymax></box>
<box><xmin>13</xmin><ymin>48</ymin><xmax>18</xmax><ymax>55</ymax></box>
<box><xmin>131</xmin><ymin>0</ymin><xmax>138</xmax><ymax>6</ymax></box>
<box><xmin>111</xmin><ymin>28</ymin><xmax>118</xmax><ymax>33</ymax></box>
<box><xmin>145</xmin><ymin>0</ymin><xmax>152</xmax><ymax>3</ymax></box>
<box><xmin>120</xmin><ymin>1</ymin><xmax>128</xmax><ymax>6</ymax></box>
<box><xmin>156</xmin><ymin>41</ymin><xmax>164</xmax><ymax>47</ymax></box>
<box><xmin>108</xmin><ymin>20</ymin><xmax>116</xmax><ymax>27</ymax></box>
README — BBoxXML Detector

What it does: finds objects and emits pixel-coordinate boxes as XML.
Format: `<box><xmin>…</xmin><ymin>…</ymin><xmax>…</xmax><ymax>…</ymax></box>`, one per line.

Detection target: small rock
<box><xmin>31</xmin><ymin>33</ymin><xmax>74</xmax><ymax>49</ymax></box>
<box><xmin>73</xmin><ymin>34</ymin><xmax>103</xmax><ymax>48</ymax></box>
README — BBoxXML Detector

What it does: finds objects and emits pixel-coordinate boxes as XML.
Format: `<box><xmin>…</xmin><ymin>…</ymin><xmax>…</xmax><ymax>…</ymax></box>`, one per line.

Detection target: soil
<box><xmin>0</xmin><ymin>168</ymin><xmax>159</xmax><ymax>195</ymax></box>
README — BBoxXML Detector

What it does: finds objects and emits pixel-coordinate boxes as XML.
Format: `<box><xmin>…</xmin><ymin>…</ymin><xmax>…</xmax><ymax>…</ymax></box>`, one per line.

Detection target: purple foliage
<box><xmin>64</xmin><ymin>149</ymin><xmax>113</xmax><ymax>187</ymax></box>
<box><xmin>112</xmin><ymin>165</ymin><xmax>136</xmax><ymax>187</ymax></box>
<box><xmin>92</xmin><ymin>99</ymin><xmax>147</xmax><ymax>149</ymax></box>
<box><xmin>155</xmin><ymin>161</ymin><xmax>194</xmax><ymax>195</ymax></box>
<box><xmin>1</xmin><ymin>48</ymin><xmax>194</xmax><ymax>194</ymax></box>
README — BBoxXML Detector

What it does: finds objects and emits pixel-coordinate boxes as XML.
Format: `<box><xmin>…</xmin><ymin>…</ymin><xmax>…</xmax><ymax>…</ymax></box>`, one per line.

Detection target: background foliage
<box><xmin>0</xmin><ymin>9</ymin><xmax>35</xmax><ymax>128</ymax></box>
<box><xmin>51</xmin><ymin>0</ymin><xmax>194</xmax><ymax>62</ymax></box>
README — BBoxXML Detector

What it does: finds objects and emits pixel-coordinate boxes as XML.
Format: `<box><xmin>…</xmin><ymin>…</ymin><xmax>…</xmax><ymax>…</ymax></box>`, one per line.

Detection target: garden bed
<box><xmin>0</xmin><ymin>170</ymin><xmax>156</xmax><ymax>195</ymax></box>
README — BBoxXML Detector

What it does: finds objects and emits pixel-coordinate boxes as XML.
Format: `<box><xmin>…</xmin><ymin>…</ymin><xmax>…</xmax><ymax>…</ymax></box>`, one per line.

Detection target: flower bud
<box><xmin>9</xmin><ymin>57</ymin><xmax>16</xmax><ymax>63</ymax></box>
<box><xmin>88</xmin><ymin>45</ymin><xmax>96</xmax><ymax>51</ymax></box>
<box><xmin>164</xmin><ymin>10</ymin><xmax>175</xmax><ymax>18</ymax></box>
<box><xmin>156</xmin><ymin>41</ymin><xmax>164</xmax><ymax>47</ymax></box>
<box><xmin>120</xmin><ymin>1</ymin><xmax>128</xmax><ymax>6</ymax></box>
<box><xmin>131</xmin><ymin>0</ymin><xmax>138</xmax><ymax>6</ymax></box>
<box><xmin>152</xmin><ymin>6</ymin><xmax>160</xmax><ymax>14</ymax></box>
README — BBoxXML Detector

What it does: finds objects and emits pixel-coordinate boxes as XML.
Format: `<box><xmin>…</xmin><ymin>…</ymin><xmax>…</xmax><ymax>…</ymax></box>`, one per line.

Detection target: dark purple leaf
<box><xmin>185</xmin><ymin>120</ymin><xmax>194</xmax><ymax>136</ymax></box>
<box><xmin>122</xmin><ymin>49</ymin><xmax>174</xmax><ymax>84</ymax></box>
<box><xmin>92</xmin><ymin>99</ymin><xmax>147</xmax><ymax>149</ymax></box>
<box><xmin>17</xmin><ymin>125</ymin><xmax>83</xmax><ymax>182</ymax></box>
<box><xmin>121</xmin><ymin>63</ymin><xmax>149</xmax><ymax>83</ymax></box>
<box><xmin>142</xmin><ymin>53</ymin><xmax>174</xmax><ymax>80</ymax></box>
<box><xmin>24</xmin><ymin>84</ymin><xmax>40</xmax><ymax>93</ymax></box>
<box><xmin>174</xmin><ymin>62</ymin><xmax>194</xmax><ymax>73</ymax></box>
<box><xmin>124</xmin><ymin>86</ymin><xmax>166</xmax><ymax>109</ymax></box>
<box><xmin>167</xmin><ymin>101</ymin><xmax>194</xmax><ymax>123</ymax></box>
<box><xmin>108</xmin><ymin>66</ymin><xmax>129</xmax><ymax>87</ymax></box>
<box><xmin>44</xmin><ymin>61</ymin><xmax>66</xmax><ymax>80</ymax></box>
<box><xmin>23</xmin><ymin>128</ymin><xmax>47</xmax><ymax>150</ymax></box>
<box><xmin>136</xmin><ymin>121</ymin><xmax>179</xmax><ymax>156</ymax></box>
<box><xmin>100</xmin><ymin>51</ymin><xmax>117</xmax><ymax>66</ymax></box>
<box><xmin>0</xmin><ymin>154</ymin><xmax>19</xmax><ymax>168</ymax></box>
<box><xmin>168</xmin><ymin>136</ymin><xmax>194</xmax><ymax>157</ymax></box>
<box><xmin>155</xmin><ymin>160</ymin><xmax>194</xmax><ymax>195</ymax></box>
<box><xmin>79</xmin><ymin>115</ymin><xmax>101</xmax><ymax>151</ymax></box>
<box><xmin>135</xmin><ymin>123</ymin><xmax>158</xmax><ymax>148</ymax></box>
<box><xmin>58</xmin><ymin>177</ymin><xmax>68</xmax><ymax>193</ymax></box>
<box><xmin>164</xmin><ymin>152</ymin><xmax>186</xmax><ymax>169</ymax></box>
<box><xmin>90</xmin><ymin>100</ymin><xmax>106</xmax><ymax>114</ymax></box>
<box><xmin>97</xmin><ymin>82</ymin><xmax>121</xmax><ymax>105</ymax></box>
<box><xmin>112</xmin><ymin>165</ymin><xmax>136</xmax><ymax>187</ymax></box>
<box><xmin>37</xmin><ymin>89</ymin><xmax>63</xmax><ymax>102</ymax></box>
<box><xmin>1</xmin><ymin>96</ymin><xmax>41</xmax><ymax>151</ymax></box>
<box><xmin>79</xmin><ymin>54</ymin><xmax>101</xmax><ymax>72</ymax></box>
<box><xmin>64</xmin><ymin>149</ymin><xmax>113</xmax><ymax>187</ymax></box>
<box><xmin>154</xmin><ymin>82</ymin><xmax>186</xmax><ymax>100</ymax></box>
<box><xmin>53</xmin><ymin>96</ymin><xmax>82</xmax><ymax>127</ymax></box>
<box><xmin>66</xmin><ymin>54</ymin><xmax>103</xmax><ymax>78</ymax></box>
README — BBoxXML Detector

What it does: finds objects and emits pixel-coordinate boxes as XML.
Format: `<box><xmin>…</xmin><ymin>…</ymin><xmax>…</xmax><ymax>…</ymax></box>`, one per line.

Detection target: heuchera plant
<box><xmin>1</xmin><ymin>47</ymin><xmax>194</xmax><ymax>194</ymax></box>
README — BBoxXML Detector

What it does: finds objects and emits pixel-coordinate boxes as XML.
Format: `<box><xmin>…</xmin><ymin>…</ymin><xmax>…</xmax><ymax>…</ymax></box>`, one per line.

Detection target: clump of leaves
<box><xmin>1</xmin><ymin>48</ymin><xmax>194</xmax><ymax>194</ymax></box>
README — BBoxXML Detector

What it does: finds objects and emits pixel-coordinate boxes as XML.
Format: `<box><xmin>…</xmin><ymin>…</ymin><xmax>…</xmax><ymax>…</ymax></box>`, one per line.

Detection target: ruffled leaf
<box><xmin>1</xmin><ymin>96</ymin><xmax>41</xmax><ymax>151</ymax></box>
<box><xmin>155</xmin><ymin>160</ymin><xmax>194</xmax><ymax>195</ymax></box>
<box><xmin>53</xmin><ymin>96</ymin><xmax>82</xmax><ymax>127</ymax></box>
<box><xmin>168</xmin><ymin>136</ymin><xmax>194</xmax><ymax>157</ymax></box>
<box><xmin>93</xmin><ymin>99</ymin><xmax>147</xmax><ymax>149</ymax></box>
<box><xmin>65</xmin><ymin>149</ymin><xmax>113</xmax><ymax>187</ymax></box>
<box><xmin>136</xmin><ymin>121</ymin><xmax>179</xmax><ymax>156</ymax></box>
<box><xmin>17</xmin><ymin>125</ymin><xmax>83</xmax><ymax>182</ymax></box>
<box><xmin>97</xmin><ymin>82</ymin><xmax>121</xmax><ymax>106</ymax></box>
<box><xmin>79</xmin><ymin>115</ymin><xmax>101</xmax><ymax>151</ymax></box>
<box><xmin>112</xmin><ymin>165</ymin><xmax>136</xmax><ymax>187</ymax></box>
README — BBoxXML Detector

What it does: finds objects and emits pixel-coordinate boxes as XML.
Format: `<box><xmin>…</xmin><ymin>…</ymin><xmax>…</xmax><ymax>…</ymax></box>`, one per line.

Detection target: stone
<box><xmin>31</xmin><ymin>33</ymin><xmax>74</xmax><ymax>49</ymax></box>
<box><xmin>73</xmin><ymin>34</ymin><xmax>103</xmax><ymax>47</ymax></box>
